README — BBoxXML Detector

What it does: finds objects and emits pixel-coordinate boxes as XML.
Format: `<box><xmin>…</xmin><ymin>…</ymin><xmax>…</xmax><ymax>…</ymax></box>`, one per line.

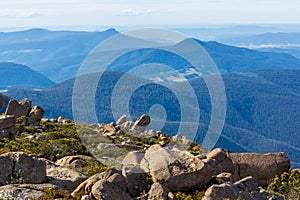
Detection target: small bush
<box><xmin>268</xmin><ymin>170</ymin><xmax>300</xmax><ymax>199</ymax></box>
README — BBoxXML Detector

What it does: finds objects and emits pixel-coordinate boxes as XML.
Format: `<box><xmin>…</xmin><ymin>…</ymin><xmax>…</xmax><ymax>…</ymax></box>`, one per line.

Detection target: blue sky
<box><xmin>0</xmin><ymin>0</ymin><xmax>299</xmax><ymax>29</ymax></box>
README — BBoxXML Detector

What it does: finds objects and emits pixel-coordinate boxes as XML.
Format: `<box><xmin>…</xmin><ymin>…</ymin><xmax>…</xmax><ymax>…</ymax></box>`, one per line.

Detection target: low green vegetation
<box><xmin>175</xmin><ymin>190</ymin><xmax>205</xmax><ymax>200</ymax></box>
<box><xmin>0</xmin><ymin>122</ymin><xmax>90</xmax><ymax>162</ymax></box>
<box><xmin>268</xmin><ymin>169</ymin><xmax>300</xmax><ymax>199</ymax></box>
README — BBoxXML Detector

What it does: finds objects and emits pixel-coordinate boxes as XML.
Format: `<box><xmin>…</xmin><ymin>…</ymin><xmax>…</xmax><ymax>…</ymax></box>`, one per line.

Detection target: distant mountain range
<box><xmin>4</xmin><ymin>68</ymin><xmax>300</xmax><ymax>167</ymax></box>
<box><xmin>0</xmin><ymin>62</ymin><xmax>54</xmax><ymax>90</ymax></box>
<box><xmin>221</xmin><ymin>32</ymin><xmax>300</xmax><ymax>59</ymax></box>
<box><xmin>1</xmin><ymin>29</ymin><xmax>300</xmax><ymax>84</ymax></box>
<box><xmin>0</xmin><ymin>28</ymin><xmax>118</xmax><ymax>82</ymax></box>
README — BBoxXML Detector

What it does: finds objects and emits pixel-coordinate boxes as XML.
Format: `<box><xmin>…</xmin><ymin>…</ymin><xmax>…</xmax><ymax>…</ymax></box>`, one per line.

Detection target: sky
<box><xmin>0</xmin><ymin>0</ymin><xmax>300</xmax><ymax>30</ymax></box>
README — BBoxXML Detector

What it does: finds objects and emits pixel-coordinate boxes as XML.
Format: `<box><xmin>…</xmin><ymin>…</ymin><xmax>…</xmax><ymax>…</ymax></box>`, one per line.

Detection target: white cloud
<box><xmin>120</xmin><ymin>8</ymin><xmax>152</xmax><ymax>16</ymax></box>
<box><xmin>0</xmin><ymin>0</ymin><xmax>299</xmax><ymax>28</ymax></box>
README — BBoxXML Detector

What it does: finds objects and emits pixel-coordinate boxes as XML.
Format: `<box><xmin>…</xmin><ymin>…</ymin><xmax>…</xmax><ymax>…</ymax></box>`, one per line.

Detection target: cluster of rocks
<box><xmin>0</xmin><ymin>107</ymin><xmax>295</xmax><ymax>199</ymax></box>
<box><xmin>0</xmin><ymin>146</ymin><xmax>290</xmax><ymax>199</ymax></box>
<box><xmin>99</xmin><ymin>114</ymin><xmax>159</xmax><ymax>137</ymax></box>
<box><xmin>0</xmin><ymin>97</ymin><xmax>45</xmax><ymax>139</ymax></box>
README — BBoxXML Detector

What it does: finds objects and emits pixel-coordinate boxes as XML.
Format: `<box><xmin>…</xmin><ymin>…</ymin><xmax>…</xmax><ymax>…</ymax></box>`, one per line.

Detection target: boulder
<box><xmin>56</xmin><ymin>155</ymin><xmax>102</xmax><ymax>169</ymax></box>
<box><xmin>229</xmin><ymin>152</ymin><xmax>290</xmax><ymax>186</ymax></box>
<box><xmin>213</xmin><ymin>172</ymin><xmax>234</xmax><ymax>184</ymax></box>
<box><xmin>140</xmin><ymin>144</ymin><xmax>212</xmax><ymax>191</ymax></box>
<box><xmin>203</xmin><ymin>176</ymin><xmax>269</xmax><ymax>200</ymax></box>
<box><xmin>0</xmin><ymin>115</ymin><xmax>15</xmax><ymax>139</ymax></box>
<box><xmin>0</xmin><ymin>152</ymin><xmax>47</xmax><ymax>184</ymax></box>
<box><xmin>205</xmin><ymin>148</ymin><xmax>235</xmax><ymax>176</ymax></box>
<box><xmin>122</xmin><ymin>151</ymin><xmax>145</xmax><ymax>167</ymax></box>
<box><xmin>0</xmin><ymin>154</ymin><xmax>14</xmax><ymax>185</ymax></box>
<box><xmin>118</xmin><ymin>121</ymin><xmax>135</xmax><ymax>133</ymax></box>
<box><xmin>91</xmin><ymin>179</ymin><xmax>132</xmax><ymax>200</ymax></box>
<box><xmin>131</xmin><ymin>114</ymin><xmax>150</xmax><ymax>132</ymax></box>
<box><xmin>202</xmin><ymin>183</ymin><xmax>238</xmax><ymax>200</ymax></box>
<box><xmin>148</xmin><ymin>182</ymin><xmax>174</xmax><ymax>200</ymax></box>
<box><xmin>58</xmin><ymin>116</ymin><xmax>73</xmax><ymax>124</ymax></box>
<box><xmin>5</xmin><ymin>99</ymin><xmax>31</xmax><ymax>119</ymax></box>
<box><xmin>28</xmin><ymin>106</ymin><xmax>45</xmax><ymax>125</ymax></box>
<box><xmin>46</xmin><ymin>162</ymin><xmax>87</xmax><ymax>192</ymax></box>
<box><xmin>122</xmin><ymin>166</ymin><xmax>147</xmax><ymax>196</ymax></box>
<box><xmin>72</xmin><ymin>172</ymin><xmax>106</xmax><ymax>198</ymax></box>
<box><xmin>116</xmin><ymin>115</ymin><xmax>127</xmax><ymax>125</ymax></box>
<box><xmin>71</xmin><ymin>168</ymin><xmax>123</xmax><ymax>199</ymax></box>
<box><xmin>0</xmin><ymin>184</ymin><xmax>57</xmax><ymax>200</ymax></box>
<box><xmin>97</xmin><ymin>143</ymin><xmax>119</xmax><ymax>150</ymax></box>
<box><xmin>102</xmin><ymin>123</ymin><xmax>118</xmax><ymax>136</ymax></box>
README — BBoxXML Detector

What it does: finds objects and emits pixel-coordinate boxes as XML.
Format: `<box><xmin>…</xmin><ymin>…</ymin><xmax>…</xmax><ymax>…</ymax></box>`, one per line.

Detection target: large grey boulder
<box><xmin>0</xmin><ymin>152</ymin><xmax>47</xmax><ymax>184</ymax></box>
<box><xmin>72</xmin><ymin>168</ymin><xmax>126</xmax><ymax>199</ymax></box>
<box><xmin>56</xmin><ymin>155</ymin><xmax>102</xmax><ymax>169</ymax></box>
<box><xmin>122</xmin><ymin>151</ymin><xmax>145</xmax><ymax>167</ymax></box>
<box><xmin>28</xmin><ymin>106</ymin><xmax>45</xmax><ymax>125</ymax></box>
<box><xmin>5</xmin><ymin>99</ymin><xmax>31</xmax><ymax>119</ymax></box>
<box><xmin>91</xmin><ymin>179</ymin><xmax>132</xmax><ymax>200</ymax></box>
<box><xmin>72</xmin><ymin>172</ymin><xmax>106</xmax><ymax>198</ymax></box>
<box><xmin>116</xmin><ymin>115</ymin><xmax>127</xmax><ymax>125</ymax></box>
<box><xmin>0</xmin><ymin>184</ymin><xmax>57</xmax><ymax>200</ymax></box>
<box><xmin>0</xmin><ymin>154</ymin><xmax>14</xmax><ymax>185</ymax></box>
<box><xmin>140</xmin><ymin>144</ymin><xmax>212</xmax><ymax>191</ymax></box>
<box><xmin>202</xmin><ymin>148</ymin><xmax>290</xmax><ymax>187</ymax></box>
<box><xmin>0</xmin><ymin>115</ymin><xmax>15</xmax><ymax>139</ymax></box>
<box><xmin>148</xmin><ymin>182</ymin><xmax>174</xmax><ymax>200</ymax></box>
<box><xmin>202</xmin><ymin>176</ymin><xmax>268</xmax><ymax>200</ymax></box>
<box><xmin>229</xmin><ymin>152</ymin><xmax>290</xmax><ymax>186</ymax></box>
<box><xmin>131</xmin><ymin>114</ymin><xmax>151</xmax><ymax>132</ymax></box>
<box><xmin>122</xmin><ymin>166</ymin><xmax>147</xmax><ymax>196</ymax></box>
<box><xmin>47</xmin><ymin>164</ymin><xmax>87</xmax><ymax>192</ymax></box>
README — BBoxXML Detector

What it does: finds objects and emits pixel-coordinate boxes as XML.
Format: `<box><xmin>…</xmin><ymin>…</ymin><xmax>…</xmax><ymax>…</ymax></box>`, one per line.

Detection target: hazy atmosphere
<box><xmin>1</xmin><ymin>0</ymin><xmax>300</xmax><ymax>30</ymax></box>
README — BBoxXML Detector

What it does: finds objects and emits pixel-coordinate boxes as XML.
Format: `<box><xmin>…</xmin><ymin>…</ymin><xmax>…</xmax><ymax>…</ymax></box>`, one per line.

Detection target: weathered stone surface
<box><xmin>140</xmin><ymin>144</ymin><xmax>211</xmax><ymax>191</ymax></box>
<box><xmin>229</xmin><ymin>152</ymin><xmax>290</xmax><ymax>186</ymax></box>
<box><xmin>234</xmin><ymin>176</ymin><xmax>258</xmax><ymax>191</ymax></box>
<box><xmin>72</xmin><ymin>172</ymin><xmax>106</xmax><ymax>198</ymax></box>
<box><xmin>102</xmin><ymin>123</ymin><xmax>118</xmax><ymax>136</ymax></box>
<box><xmin>19</xmin><ymin>98</ymin><xmax>31</xmax><ymax>112</ymax></box>
<box><xmin>72</xmin><ymin>168</ymin><xmax>122</xmax><ymax>199</ymax></box>
<box><xmin>0</xmin><ymin>115</ymin><xmax>15</xmax><ymax>139</ymax></box>
<box><xmin>91</xmin><ymin>179</ymin><xmax>132</xmax><ymax>200</ymax></box>
<box><xmin>118</xmin><ymin>121</ymin><xmax>135</xmax><ymax>133</ymax></box>
<box><xmin>122</xmin><ymin>166</ymin><xmax>147</xmax><ymax>196</ymax></box>
<box><xmin>28</xmin><ymin>106</ymin><xmax>45</xmax><ymax>125</ymax></box>
<box><xmin>203</xmin><ymin>176</ymin><xmax>268</xmax><ymax>200</ymax></box>
<box><xmin>134</xmin><ymin>114</ymin><xmax>150</xmax><ymax>127</ymax></box>
<box><xmin>205</xmin><ymin>148</ymin><xmax>235</xmax><ymax>176</ymax></box>
<box><xmin>148</xmin><ymin>182</ymin><xmax>173</xmax><ymax>200</ymax></box>
<box><xmin>97</xmin><ymin>143</ymin><xmax>119</xmax><ymax>150</ymax></box>
<box><xmin>122</xmin><ymin>151</ymin><xmax>145</xmax><ymax>167</ymax></box>
<box><xmin>0</xmin><ymin>184</ymin><xmax>56</xmax><ymax>200</ymax></box>
<box><xmin>213</xmin><ymin>172</ymin><xmax>234</xmax><ymax>184</ymax></box>
<box><xmin>116</xmin><ymin>115</ymin><xmax>127</xmax><ymax>125</ymax></box>
<box><xmin>56</xmin><ymin>155</ymin><xmax>101</xmax><ymax>169</ymax></box>
<box><xmin>202</xmin><ymin>183</ymin><xmax>238</xmax><ymax>200</ymax></box>
<box><xmin>5</xmin><ymin>99</ymin><xmax>31</xmax><ymax>119</ymax></box>
<box><xmin>47</xmin><ymin>165</ymin><xmax>87</xmax><ymax>192</ymax></box>
<box><xmin>171</xmin><ymin>135</ymin><xmax>192</xmax><ymax>147</ymax></box>
<box><xmin>131</xmin><ymin>114</ymin><xmax>150</xmax><ymax>132</ymax></box>
<box><xmin>0</xmin><ymin>154</ymin><xmax>14</xmax><ymax>185</ymax></box>
<box><xmin>1</xmin><ymin>152</ymin><xmax>47</xmax><ymax>184</ymax></box>
<box><xmin>58</xmin><ymin>116</ymin><xmax>73</xmax><ymax>124</ymax></box>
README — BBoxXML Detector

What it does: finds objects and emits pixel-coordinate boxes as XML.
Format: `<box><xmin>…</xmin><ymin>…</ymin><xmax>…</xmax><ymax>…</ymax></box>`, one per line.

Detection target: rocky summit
<box><xmin>0</xmin><ymin>98</ymin><xmax>299</xmax><ymax>200</ymax></box>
